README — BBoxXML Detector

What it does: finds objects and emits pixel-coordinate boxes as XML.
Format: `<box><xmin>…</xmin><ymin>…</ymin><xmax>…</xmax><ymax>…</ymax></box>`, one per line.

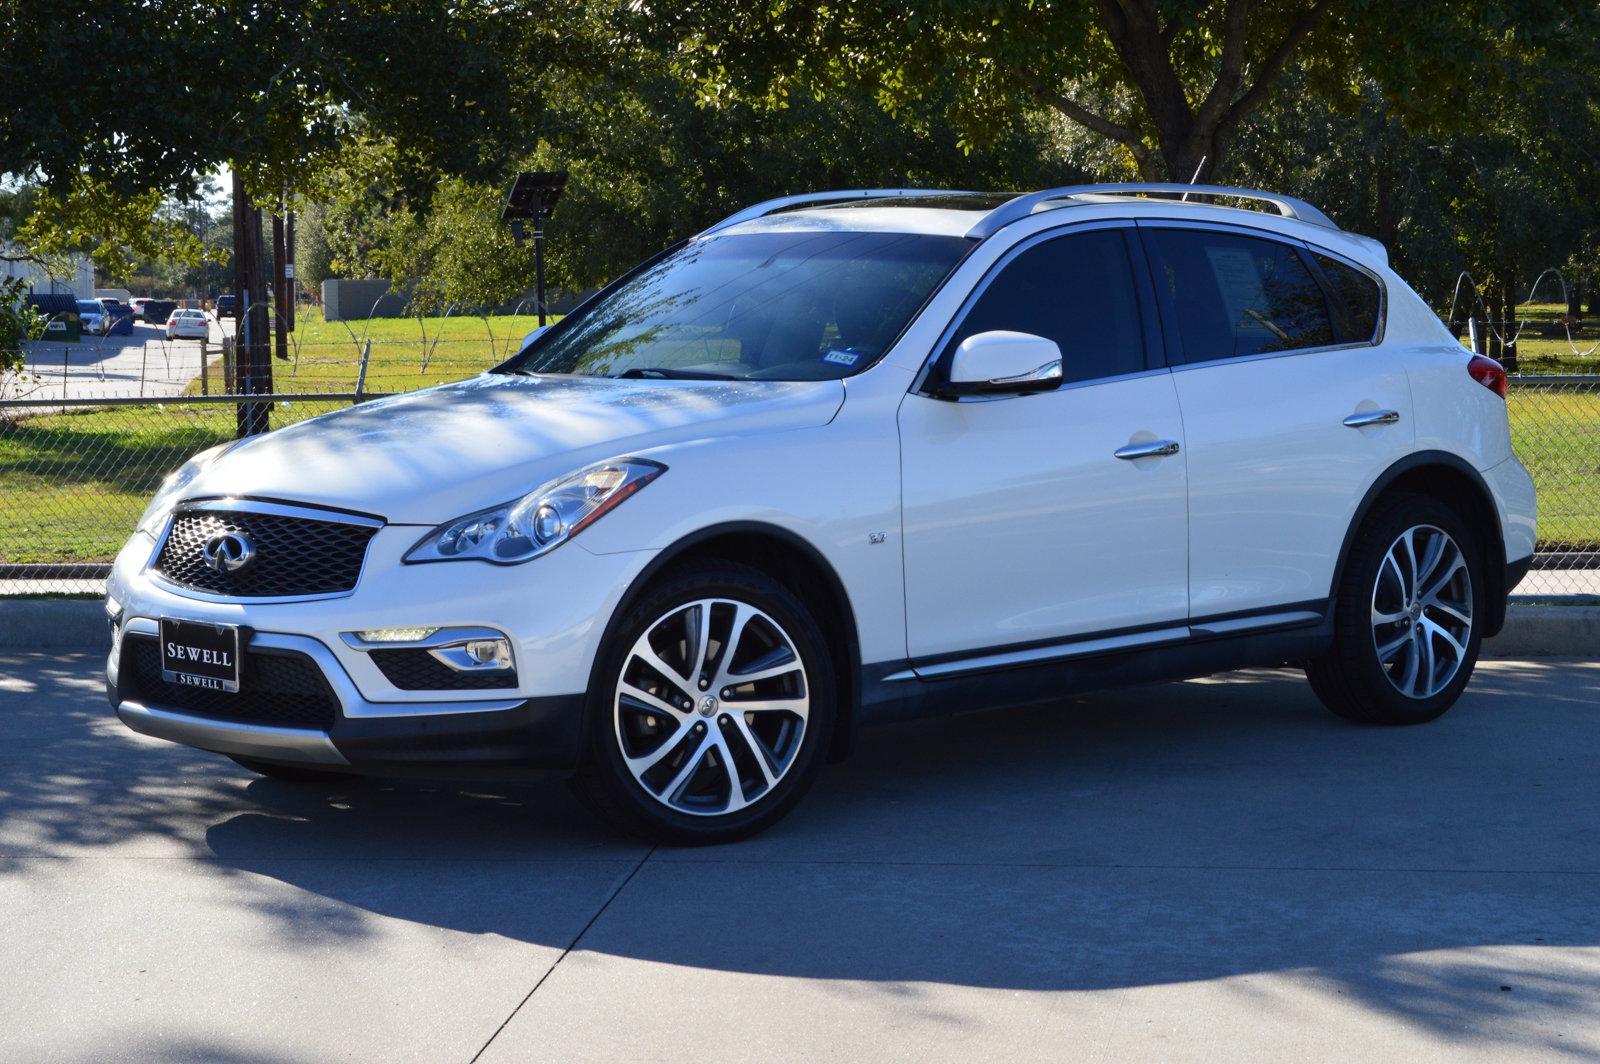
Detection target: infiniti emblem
<box><xmin>201</xmin><ymin>531</ymin><xmax>256</xmax><ymax>574</ymax></box>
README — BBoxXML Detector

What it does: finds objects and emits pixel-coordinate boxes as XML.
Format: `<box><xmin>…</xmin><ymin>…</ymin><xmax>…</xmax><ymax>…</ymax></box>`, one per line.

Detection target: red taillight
<box><xmin>1467</xmin><ymin>355</ymin><xmax>1508</xmax><ymax>398</ymax></box>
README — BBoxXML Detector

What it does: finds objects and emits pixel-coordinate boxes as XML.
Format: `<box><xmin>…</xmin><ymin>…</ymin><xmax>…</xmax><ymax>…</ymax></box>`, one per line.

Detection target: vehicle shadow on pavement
<box><xmin>197</xmin><ymin>662</ymin><xmax>1600</xmax><ymax>1056</ymax></box>
<box><xmin>5</xmin><ymin>655</ymin><xmax>1600</xmax><ymax>1059</ymax></box>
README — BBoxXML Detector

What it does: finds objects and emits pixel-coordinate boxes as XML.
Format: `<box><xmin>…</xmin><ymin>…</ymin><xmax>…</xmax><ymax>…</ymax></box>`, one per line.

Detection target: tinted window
<box><xmin>501</xmin><ymin>231</ymin><xmax>969</xmax><ymax>382</ymax></box>
<box><xmin>1148</xmin><ymin>230</ymin><xmax>1334</xmax><ymax>361</ymax></box>
<box><xmin>1313</xmin><ymin>252</ymin><xmax>1382</xmax><ymax>342</ymax></box>
<box><xmin>945</xmin><ymin>229</ymin><xmax>1145</xmax><ymax>384</ymax></box>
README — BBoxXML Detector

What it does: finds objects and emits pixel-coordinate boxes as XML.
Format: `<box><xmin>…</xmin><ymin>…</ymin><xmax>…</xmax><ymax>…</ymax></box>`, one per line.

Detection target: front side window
<box><xmin>1148</xmin><ymin>229</ymin><xmax>1335</xmax><ymax>362</ymax></box>
<box><xmin>941</xmin><ymin>228</ymin><xmax>1147</xmax><ymax>384</ymax></box>
<box><xmin>499</xmin><ymin>231</ymin><xmax>970</xmax><ymax>382</ymax></box>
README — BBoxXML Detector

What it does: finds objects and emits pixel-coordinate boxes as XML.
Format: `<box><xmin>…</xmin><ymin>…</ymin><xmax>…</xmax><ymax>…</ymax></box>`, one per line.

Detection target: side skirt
<box><xmin>858</xmin><ymin>608</ymin><xmax>1333</xmax><ymax>727</ymax></box>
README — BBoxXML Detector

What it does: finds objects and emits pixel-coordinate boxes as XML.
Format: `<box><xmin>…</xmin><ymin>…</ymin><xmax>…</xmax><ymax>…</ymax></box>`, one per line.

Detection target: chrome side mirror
<box><xmin>943</xmin><ymin>330</ymin><xmax>1063</xmax><ymax>396</ymax></box>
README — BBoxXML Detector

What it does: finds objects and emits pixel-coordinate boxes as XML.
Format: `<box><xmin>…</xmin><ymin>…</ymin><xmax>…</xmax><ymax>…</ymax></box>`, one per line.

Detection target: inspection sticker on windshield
<box><xmin>822</xmin><ymin>349</ymin><xmax>860</xmax><ymax>367</ymax></box>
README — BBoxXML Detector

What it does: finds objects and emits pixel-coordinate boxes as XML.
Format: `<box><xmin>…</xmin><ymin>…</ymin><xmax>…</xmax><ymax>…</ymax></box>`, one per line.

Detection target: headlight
<box><xmin>135</xmin><ymin>442</ymin><xmax>235</xmax><ymax>535</ymax></box>
<box><xmin>404</xmin><ymin>458</ymin><xmax>665</xmax><ymax>565</ymax></box>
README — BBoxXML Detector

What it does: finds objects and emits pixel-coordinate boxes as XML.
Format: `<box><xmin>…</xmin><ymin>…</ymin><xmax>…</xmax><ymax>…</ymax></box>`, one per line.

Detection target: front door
<box><xmin>899</xmin><ymin>226</ymin><xmax>1190</xmax><ymax>661</ymax></box>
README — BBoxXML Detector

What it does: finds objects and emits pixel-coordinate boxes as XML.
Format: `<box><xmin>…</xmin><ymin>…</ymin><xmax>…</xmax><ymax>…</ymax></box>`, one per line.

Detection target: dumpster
<box><xmin>40</xmin><ymin>314</ymin><xmax>80</xmax><ymax>341</ymax></box>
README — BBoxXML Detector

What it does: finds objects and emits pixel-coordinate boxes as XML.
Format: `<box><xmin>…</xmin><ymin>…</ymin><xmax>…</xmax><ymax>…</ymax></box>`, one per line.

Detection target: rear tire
<box><xmin>1307</xmin><ymin>493</ymin><xmax>1485</xmax><ymax>724</ymax></box>
<box><xmin>228</xmin><ymin>755</ymin><xmax>356</xmax><ymax>783</ymax></box>
<box><xmin>570</xmin><ymin>561</ymin><xmax>835</xmax><ymax>845</ymax></box>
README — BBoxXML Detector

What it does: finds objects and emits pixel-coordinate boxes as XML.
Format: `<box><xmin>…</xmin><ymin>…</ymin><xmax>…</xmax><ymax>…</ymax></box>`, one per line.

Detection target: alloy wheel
<box><xmin>1370</xmin><ymin>524</ymin><xmax>1474</xmax><ymax>700</ymax></box>
<box><xmin>612</xmin><ymin>598</ymin><xmax>810</xmax><ymax>817</ymax></box>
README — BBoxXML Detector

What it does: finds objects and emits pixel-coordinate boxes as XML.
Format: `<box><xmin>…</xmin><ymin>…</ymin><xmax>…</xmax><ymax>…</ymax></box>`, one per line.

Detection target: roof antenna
<box><xmin>1180</xmin><ymin>156</ymin><xmax>1207</xmax><ymax>201</ymax></box>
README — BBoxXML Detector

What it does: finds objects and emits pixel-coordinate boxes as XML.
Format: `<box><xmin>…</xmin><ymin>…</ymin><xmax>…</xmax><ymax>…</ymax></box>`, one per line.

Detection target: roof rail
<box><xmin>967</xmin><ymin>183</ymin><xmax>1338</xmax><ymax>239</ymax></box>
<box><xmin>698</xmin><ymin>188</ymin><xmax>978</xmax><ymax>237</ymax></box>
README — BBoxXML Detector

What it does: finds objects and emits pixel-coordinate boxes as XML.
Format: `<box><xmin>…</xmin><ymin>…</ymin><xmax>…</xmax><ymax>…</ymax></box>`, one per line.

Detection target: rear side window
<box><xmin>944</xmin><ymin>228</ymin><xmax>1146</xmax><ymax>384</ymax></box>
<box><xmin>1147</xmin><ymin>229</ymin><xmax>1334</xmax><ymax>362</ymax></box>
<box><xmin>1312</xmin><ymin>252</ymin><xmax>1383</xmax><ymax>343</ymax></box>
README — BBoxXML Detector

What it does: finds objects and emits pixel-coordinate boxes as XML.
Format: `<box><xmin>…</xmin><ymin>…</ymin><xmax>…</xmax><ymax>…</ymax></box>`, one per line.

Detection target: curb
<box><xmin>3</xmin><ymin>599</ymin><xmax>111</xmax><ymax>650</ymax></box>
<box><xmin>3</xmin><ymin>598</ymin><xmax>1596</xmax><ymax>659</ymax></box>
<box><xmin>1485</xmin><ymin>604</ymin><xmax>1600</xmax><ymax>658</ymax></box>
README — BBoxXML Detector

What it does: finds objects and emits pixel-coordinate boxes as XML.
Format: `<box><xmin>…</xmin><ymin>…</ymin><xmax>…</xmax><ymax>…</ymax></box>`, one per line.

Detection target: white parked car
<box><xmin>75</xmin><ymin>299</ymin><xmax>107</xmax><ymax>335</ymax></box>
<box><xmin>107</xmin><ymin>185</ymin><xmax>1537</xmax><ymax>843</ymax></box>
<box><xmin>165</xmin><ymin>309</ymin><xmax>210</xmax><ymax>340</ymax></box>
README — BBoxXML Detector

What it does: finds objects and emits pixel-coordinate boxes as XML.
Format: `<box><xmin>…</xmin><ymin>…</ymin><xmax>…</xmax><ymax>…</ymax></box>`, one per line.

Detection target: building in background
<box><xmin>2</xmin><ymin>245</ymin><xmax>94</xmax><ymax>299</ymax></box>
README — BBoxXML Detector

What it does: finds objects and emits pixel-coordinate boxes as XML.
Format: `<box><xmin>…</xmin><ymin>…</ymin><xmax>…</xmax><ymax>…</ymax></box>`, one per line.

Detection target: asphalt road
<box><xmin>20</xmin><ymin>318</ymin><xmax>232</xmax><ymax>400</ymax></box>
<box><xmin>2</xmin><ymin>653</ymin><xmax>1597</xmax><ymax>1062</ymax></box>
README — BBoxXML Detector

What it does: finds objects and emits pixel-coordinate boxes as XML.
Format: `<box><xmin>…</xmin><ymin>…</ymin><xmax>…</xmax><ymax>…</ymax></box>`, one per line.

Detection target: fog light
<box><xmin>356</xmin><ymin>626</ymin><xmax>440</xmax><ymax>643</ymax></box>
<box><xmin>463</xmin><ymin>638</ymin><xmax>513</xmax><ymax>669</ymax></box>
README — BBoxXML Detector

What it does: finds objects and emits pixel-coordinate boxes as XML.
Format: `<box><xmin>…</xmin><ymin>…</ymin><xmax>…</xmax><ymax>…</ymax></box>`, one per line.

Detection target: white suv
<box><xmin>106</xmin><ymin>184</ymin><xmax>1537</xmax><ymax>843</ymax></box>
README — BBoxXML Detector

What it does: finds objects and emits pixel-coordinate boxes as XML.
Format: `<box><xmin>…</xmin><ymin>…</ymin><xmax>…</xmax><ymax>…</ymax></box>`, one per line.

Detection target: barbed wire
<box><xmin>1446</xmin><ymin>268</ymin><xmax>1597</xmax><ymax>358</ymax></box>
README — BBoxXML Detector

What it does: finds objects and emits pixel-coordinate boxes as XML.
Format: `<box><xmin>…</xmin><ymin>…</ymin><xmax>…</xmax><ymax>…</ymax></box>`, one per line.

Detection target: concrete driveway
<box><xmin>1</xmin><ymin>653</ymin><xmax>1597</xmax><ymax>1062</ymax></box>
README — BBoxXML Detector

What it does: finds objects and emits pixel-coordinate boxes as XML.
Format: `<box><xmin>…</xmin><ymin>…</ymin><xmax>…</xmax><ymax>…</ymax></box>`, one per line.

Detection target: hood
<box><xmin>187</xmin><ymin>373</ymin><xmax>845</xmax><ymax>523</ymax></box>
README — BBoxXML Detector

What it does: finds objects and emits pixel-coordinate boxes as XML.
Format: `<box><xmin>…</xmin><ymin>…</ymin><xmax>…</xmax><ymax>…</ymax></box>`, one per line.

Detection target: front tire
<box><xmin>1308</xmin><ymin>493</ymin><xmax>1485</xmax><ymax>724</ymax></box>
<box><xmin>571</xmin><ymin>561</ymin><xmax>835</xmax><ymax>844</ymax></box>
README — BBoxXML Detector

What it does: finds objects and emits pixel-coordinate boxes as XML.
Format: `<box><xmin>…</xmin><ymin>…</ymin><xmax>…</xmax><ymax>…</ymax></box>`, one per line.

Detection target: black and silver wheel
<box><xmin>572</xmin><ymin>562</ymin><xmax>834</xmax><ymax>843</ymax></box>
<box><xmin>1308</xmin><ymin>493</ymin><xmax>1485</xmax><ymax>724</ymax></box>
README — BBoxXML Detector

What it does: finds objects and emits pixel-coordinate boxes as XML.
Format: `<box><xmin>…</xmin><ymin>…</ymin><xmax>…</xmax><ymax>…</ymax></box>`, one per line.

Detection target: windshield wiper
<box><xmin>610</xmin><ymin>367</ymin><xmax>740</xmax><ymax>381</ymax></box>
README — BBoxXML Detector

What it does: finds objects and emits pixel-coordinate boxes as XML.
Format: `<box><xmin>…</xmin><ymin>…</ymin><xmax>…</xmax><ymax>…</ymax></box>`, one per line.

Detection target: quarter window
<box><xmin>1312</xmin><ymin>251</ymin><xmax>1383</xmax><ymax>343</ymax></box>
<box><xmin>1148</xmin><ymin>229</ymin><xmax>1335</xmax><ymax>362</ymax></box>
<box><xmin>943</xmin><ymin>229</ymin><xmax>1146</xmax><ymax>384</ymax></box>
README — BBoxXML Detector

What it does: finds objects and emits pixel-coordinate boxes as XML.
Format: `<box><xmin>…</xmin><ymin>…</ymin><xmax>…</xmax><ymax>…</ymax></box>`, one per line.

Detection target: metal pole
<box><xmin>534</xmin><ymin>222</ymin><xmax>547</xmax><ymax>327</ymax></box>
<box><xmin>355</xmin><ymin>339</ymin><xmax>371</xmax><ymax>397</ymax></box>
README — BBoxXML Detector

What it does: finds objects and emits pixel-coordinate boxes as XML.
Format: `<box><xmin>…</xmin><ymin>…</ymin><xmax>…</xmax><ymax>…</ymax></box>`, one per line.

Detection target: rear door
<box><xmin>1140</xmin><ymin>223</ymin><xmax>1410</xmax><ymax>620</ymax></box>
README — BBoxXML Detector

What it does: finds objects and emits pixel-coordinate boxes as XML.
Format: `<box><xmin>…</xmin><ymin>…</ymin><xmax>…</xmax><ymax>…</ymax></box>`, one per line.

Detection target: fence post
<box><xmin>200</xmin><ymin>339</ymin><xmax>210</xmax><ymax>395</ymax></box>
<box><xmin>139</xmin><ymin>342</ymin><xmax>148</xmax><ymax>397</ymax></box>
<box><xmin>355</xmin><ymin>339</ymin><xmax>371</xmax><ymax>398</ymax></box>
<box><xmin>62</xmin><ymin>346</ymin><xmax>68</xmax><ymax>397</ymax></box>
<box><xmin>222</xmin><ymin>337</ymin><xmax>235</xmax><ymax>393</ymax></box>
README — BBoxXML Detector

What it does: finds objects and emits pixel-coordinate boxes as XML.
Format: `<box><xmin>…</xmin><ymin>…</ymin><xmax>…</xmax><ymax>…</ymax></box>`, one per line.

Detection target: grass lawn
<box><xmin>1</xmin><ymin>306</ymin><xmax>1597</xmax><ymax>567</ymax></box>
<box><xmin>200</xmin><ymin>307</ymin><xmax>555</xmax><ymax>395</ymax></box>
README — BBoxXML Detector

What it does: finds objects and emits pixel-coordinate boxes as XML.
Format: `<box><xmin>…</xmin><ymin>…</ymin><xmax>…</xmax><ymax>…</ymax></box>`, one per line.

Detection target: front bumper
<box><xmin>106</xmin><ymin>520</ymin><xmax>656</xmax><ymax>776</ymax></box>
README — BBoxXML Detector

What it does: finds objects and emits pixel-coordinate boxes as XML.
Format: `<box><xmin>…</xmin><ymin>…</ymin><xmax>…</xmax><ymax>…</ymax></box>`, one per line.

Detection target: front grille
<box><xmin>369</xmin><ymin>648</ymin><xmax>519</xmax><ymax>690</ymax></box>
<box><xmin>154</xmin><ymin>508</ymin><xmax>378</xmax><ymax>597</ymax></box>
<box><xmin>119</xmin><ymin>634</ymin><xmax>339</xmax><ymax>729</ymax></box>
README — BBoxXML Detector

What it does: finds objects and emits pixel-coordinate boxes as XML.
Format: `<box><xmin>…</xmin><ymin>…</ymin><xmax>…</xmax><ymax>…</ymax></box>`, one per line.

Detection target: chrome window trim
<box><xmin>1133</xmin><ymin>218</ymin><xmax>1388</xmax><ymax>360</ymax></box>
<box><xmin>910</xmin><ymin>218</ymin><xmax>1152</xmax><ymax>396</ymax></box>
<box><xmin>143</xmin><ymin>497</ymin><xmax>386</xmax><ymax>604</ymax></box>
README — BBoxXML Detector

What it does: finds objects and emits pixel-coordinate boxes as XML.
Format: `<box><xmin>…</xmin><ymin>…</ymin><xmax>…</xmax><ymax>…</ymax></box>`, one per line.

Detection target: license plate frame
<box><xmin>159</xmin><ymin>618</ymin><xmax>241</xmax><ymax>693</ymax></box>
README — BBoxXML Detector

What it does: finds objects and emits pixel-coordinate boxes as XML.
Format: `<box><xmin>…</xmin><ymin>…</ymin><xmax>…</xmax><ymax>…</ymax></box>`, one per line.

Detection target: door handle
<box><xmin>1343</xmin><ymin>409</ymin><xmax>1400</xmax><ymax>428</ymax></box>
<box><xmin>1114</xmin><ymin>439</ymin><xmax>1181</xmax><ymax>460</ymax></box>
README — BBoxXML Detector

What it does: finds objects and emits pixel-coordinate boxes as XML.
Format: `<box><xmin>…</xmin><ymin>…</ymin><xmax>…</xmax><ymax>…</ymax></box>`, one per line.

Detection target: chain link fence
<box><xmin>1</xmin><ymin>364</ymin><xmax>1597</xmax><ymax>598</ymax></box>
<box><xmin>1506</xmin><ymin>375</ymin><xmax>1600</xmax><ymax>598</ymax></box>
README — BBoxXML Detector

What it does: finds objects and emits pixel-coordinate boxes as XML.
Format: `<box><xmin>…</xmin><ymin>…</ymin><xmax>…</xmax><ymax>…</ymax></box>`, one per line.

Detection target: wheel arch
<box><xmin>588</xmin><ymin>522</ymin><xmax>864</xmax><ymax>763</ymax></box>
<box><xmin>1331</xmin><ymin>451</ymin><xmax>1510</xmax><ymax>636</ymax></box>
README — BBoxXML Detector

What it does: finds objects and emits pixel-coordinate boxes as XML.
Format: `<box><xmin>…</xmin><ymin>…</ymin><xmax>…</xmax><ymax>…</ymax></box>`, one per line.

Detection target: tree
<box><xmin>656</xmin><ymin>0</ymin><xmax>1596</xmax><ymax>182</ymax></box>
<box><xmin>292</xmin><ymin>203</ymin><xmax>335</xmax><ymax>296</ymax></box>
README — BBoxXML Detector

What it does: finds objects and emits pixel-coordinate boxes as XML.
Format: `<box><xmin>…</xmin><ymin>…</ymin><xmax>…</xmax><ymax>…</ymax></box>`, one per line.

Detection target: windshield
<box><xmin>499</xmin><ymin>231</ymin><xmax>970</xmax><ymax>381</ymax></box>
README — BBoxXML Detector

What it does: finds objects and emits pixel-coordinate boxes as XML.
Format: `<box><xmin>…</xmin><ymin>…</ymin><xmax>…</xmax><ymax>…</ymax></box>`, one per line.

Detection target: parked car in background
<box><xmin>164</xmin><ymin>309</ymin><xmax>210</xmax><ymax>340</ymax></box>
<box><xmin>214</xmin><ymin>294</ymin><xmax>236</xmax><ymax>318</ymax></box>
<box><xmin>75</xmin><ymin>299</ymin><xmax>107</xmax><ymax>335</ymax></box>
<box><xmin>129</xmin><ymin>297</ymin><xmax>152</xmax><ymax>320</ymax></box>
<box><xmin>107</xmin><ymin>184</ymin><xmax>1537</xmax><ymax>844</ymax></box>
